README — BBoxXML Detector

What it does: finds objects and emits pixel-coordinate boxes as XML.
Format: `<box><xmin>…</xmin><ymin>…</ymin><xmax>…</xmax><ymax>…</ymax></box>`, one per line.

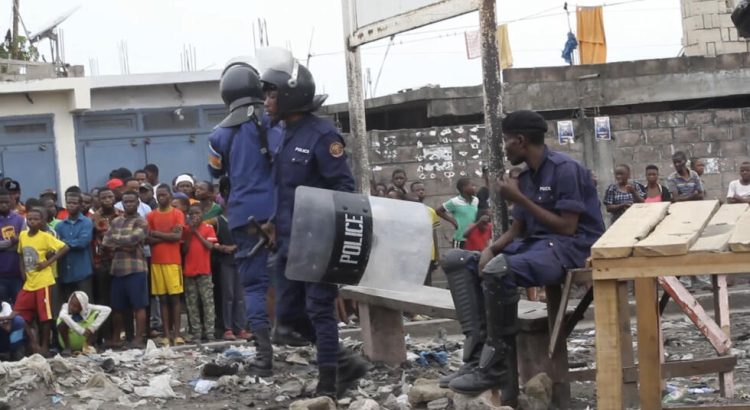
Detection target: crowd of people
<box><xmin>0</xmin><ymin>164</ymin><xmax>255</xmax><ymax>360</ymax></box>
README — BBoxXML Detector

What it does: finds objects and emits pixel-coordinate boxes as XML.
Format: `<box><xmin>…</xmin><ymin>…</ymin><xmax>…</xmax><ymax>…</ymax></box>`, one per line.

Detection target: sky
<box><xmin>5</xmin><ymin>0</ymin><xmax>683</xmax><ymax>103</ymax></box>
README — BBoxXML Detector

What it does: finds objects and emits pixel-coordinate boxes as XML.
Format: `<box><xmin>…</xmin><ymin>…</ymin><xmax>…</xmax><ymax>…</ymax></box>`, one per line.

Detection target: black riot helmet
<box><xmin>217</xmin><ymin>60</ymin><xmax>265</xmax><ymax>128</ymax></box>
<box><xmin>260</xmin><ymin>63</ymin><xmax>319</xmax><ymax>116</ymax></box>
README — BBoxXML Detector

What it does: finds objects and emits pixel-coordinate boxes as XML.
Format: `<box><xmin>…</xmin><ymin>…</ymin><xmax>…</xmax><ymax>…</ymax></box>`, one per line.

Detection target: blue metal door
<box><xmin>81</xmin><ymin>139</ymin><xmax>146</xmax><ymax>190</ymax></box>
<box><xmin>145</xmin><ymin>134</ymin><xmax>210</xmax><ymax>184</ymax></box>
<box><xmin>1</xmin><ymin>143</ymin><xmax>57</xmax><ymax>201</ymax></box>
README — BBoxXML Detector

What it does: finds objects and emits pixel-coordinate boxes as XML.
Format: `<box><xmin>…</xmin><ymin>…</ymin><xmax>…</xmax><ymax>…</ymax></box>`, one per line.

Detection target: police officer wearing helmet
<box><xmin>207</xmin><ymin>57</ymin><xmax>280</xmax><ymax>376</ymax></box>
<box><xmin>258</xmin><ymin>48</ymin><xmax>367</xmax><ymax>399</ymax></box>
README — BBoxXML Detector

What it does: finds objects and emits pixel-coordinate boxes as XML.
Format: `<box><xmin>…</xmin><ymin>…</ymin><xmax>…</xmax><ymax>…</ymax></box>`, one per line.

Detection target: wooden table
<box><xmin>590</xmin><ymin>200</ymin><xmax>750</xmax><ymax>410</ymax></box>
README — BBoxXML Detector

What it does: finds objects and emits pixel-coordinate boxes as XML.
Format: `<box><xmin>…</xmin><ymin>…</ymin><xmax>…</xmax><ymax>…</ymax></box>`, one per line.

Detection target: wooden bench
<box><xmin>340</xmin><ymin>283</ymin><xmax>583</xmax><ymax>407</ymax></box>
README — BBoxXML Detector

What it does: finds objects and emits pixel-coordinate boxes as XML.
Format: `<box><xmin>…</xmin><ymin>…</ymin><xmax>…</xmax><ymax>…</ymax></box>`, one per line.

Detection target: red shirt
<box><xmin>147</xmin><ymin>207</ymin><xmax>185</xmax><ymax>264</ymax></box>
<box><xmin>184</xmin><ymin>223</ymin><xmax>217</xmax><ymax>276</ymax></box>
<box><xmin>465</xmin><ymin>223</ymin><xmax>492</xmax><ymax>252</ymax></box>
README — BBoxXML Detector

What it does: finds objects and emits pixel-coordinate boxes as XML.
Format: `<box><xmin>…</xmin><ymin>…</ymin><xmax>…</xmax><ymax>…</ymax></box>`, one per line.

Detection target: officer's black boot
<box><xmin>315</xmin><ymin>365</ymin><xmax>338</xmax><ymax>400</ymax></box>
<box><xmin>336</xmin><ymin>345</ymin><xmax>370</xmax><ymax>397</ymax></box>
<box><xmin>272</xmin><ymin>322</ymin><xmax>312</xmax><ymax>347</ymax></box>
<box><xmin>449</xmin><ymin>255</ymin><xmax>520</xmax><ymax>407</ymax></box>
<box><xmin>246</xmin><ymin>327</ymin><xmax>273</xmax><ymax>377</ymax></box>
<box><xmin>439</xmin><ymin>249</ymin><xmax>486</xmax><ymax>389</ymax></box>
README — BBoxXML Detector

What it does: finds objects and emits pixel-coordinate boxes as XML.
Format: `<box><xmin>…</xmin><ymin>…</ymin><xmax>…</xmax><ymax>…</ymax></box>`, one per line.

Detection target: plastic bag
<box><xmin>134</xmin><ymin>374</ymin><xmax>180</xmax><ymax>398</ymax></box>
<box><xmin>731</xmin><ymin>0</ymin><xmax>750</xmax><ymax>38</ymax></box>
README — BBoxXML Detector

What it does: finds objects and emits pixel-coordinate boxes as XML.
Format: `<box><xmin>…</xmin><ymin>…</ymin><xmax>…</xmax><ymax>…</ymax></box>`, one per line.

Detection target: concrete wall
<box><xmin>681</xmin><ymin>0</ymin><xmax>749</xmax><ymax>57</ymax></box>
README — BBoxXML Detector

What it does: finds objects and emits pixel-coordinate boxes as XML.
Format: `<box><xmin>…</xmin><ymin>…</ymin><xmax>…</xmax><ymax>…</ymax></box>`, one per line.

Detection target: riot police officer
<box><xmin>258</xmin><ymin>48</ymin><xmax>367</xmax><ymax>399</ymax></box>
<box><xmin>207</xmin><ymin>57</ymin><xmax>279</xmax><ymax>376</ymax></box>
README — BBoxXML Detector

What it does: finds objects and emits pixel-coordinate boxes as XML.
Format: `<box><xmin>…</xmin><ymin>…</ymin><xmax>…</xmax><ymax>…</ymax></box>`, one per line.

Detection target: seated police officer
<box><xmin>441</xmin><ymin>110</ymin><xmax>604</xmax><ymax>405</ymax></box>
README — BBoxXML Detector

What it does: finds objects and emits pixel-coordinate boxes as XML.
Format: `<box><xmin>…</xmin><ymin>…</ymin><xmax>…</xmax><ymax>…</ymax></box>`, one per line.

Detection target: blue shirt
<box><xmin>511</xmin><ymin>147</ymin><xmax>605</xmax><ymax>269</ymax></box>
<box><xmin>54</xmin><ymin>215</ymin><xmax>94</xmax><ymax>283</ymax></box>
<box><xmin>0</xmin><ymin>212</ymin><xmax>26</xmax><ymax>278</ymax></box>
<box><xmin>208</xmin><ymin>120</ymin><xmax>281</xmax><ymax>230</ymax></box>
<box><xmin>275</xmin><ymin>113</ymin><xmax>355</xmax><ymax>238</ymax></box>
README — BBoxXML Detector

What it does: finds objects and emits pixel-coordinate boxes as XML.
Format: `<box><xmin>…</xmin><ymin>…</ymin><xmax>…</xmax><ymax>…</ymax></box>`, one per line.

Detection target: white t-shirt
<box><xmin>727</xmin><ymin>180</ymin><xmax>750</xmax><ymax>199</ymax></box>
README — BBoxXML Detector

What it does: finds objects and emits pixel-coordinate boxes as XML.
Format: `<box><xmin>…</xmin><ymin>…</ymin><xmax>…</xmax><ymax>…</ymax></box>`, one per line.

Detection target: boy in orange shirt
<box><xmin>183</xmin><ymin>204</ymin><xmax>217</xmax><ymax>341</ymax></box>
<box><xmin>147</xmin><ymin>185</ymin><xmax>185</xmax><ymax>346</ymax></box>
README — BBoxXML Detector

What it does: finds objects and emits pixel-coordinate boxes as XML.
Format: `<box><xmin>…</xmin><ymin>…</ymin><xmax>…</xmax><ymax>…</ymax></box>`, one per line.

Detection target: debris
<box><xmin>134</xmin><ymin>374</ymin><xmax>181</xmax><ymax>398</ymax></box>
<box><xmin>407</xmin><ymin>378</ymin><xmax>453</xmax><ymax>406</ymax></box>
<box><xmin>48</xmin><ymin>356</ymin><xmax>72</xmax><ymax>374</ymax></box>
<box><xmin>349</xmin><ymin>398</ymin><xmax>380</xmax><ymax>410</ymax></box>
<box><xmin>77</xmin><ymin>373</ymin><xmax>124</xmax><ymax>401</ymax></box>
<box><xmin>427</xmin><ymin>397</ymin><xmax>450</xmax><ymax>410</ymax></box>
<box><xmin>286</xmin><ymin>352</ymin><xmax>310</xmax><ymax>365</ymax></box>
<box><xmin>454</xmin><ymin>390</ymin><xmax>511</xmax><ymax>410</ymax></box>
<box><xmin>194</xmin><ymin>379</ymin><xmax>218</xmax><ymax>394</ymax></box>
<box><xmin>415</xmin><ymin>351</ymin><xmax>449</xmax><ymax>366</ymax></box>
<box><xmin>523</xmin><ymin>372</ymin><xmax>553</xmax><ymax>409</ymax></box>
<box><xmin>51</xmin><ymin>395</ymin><xmax>63</xmax><ymax>405</ymax></box>
<box><xmin>289</xmin><ymin>396</ymin><xmax>337</xmax><ymax>410</ymax></box>
<box><xmin>142</xmin><ymin>340</ymin><xmax>182</xmax><ymax>360</ymax></box>
<box><xmin>100</xmin><ymin>358</ymin><xmax>115</xmax><ymax>373</ymax></box>
<box><xmin>279</xmin><ymin>379</ymin><xmax>305</xmax><ymax>397</ymax></box>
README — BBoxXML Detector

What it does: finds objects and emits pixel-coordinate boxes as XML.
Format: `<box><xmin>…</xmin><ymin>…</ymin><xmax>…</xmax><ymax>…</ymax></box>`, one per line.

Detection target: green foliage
<box><xmin>0</xmin><ymin>36</ymin><xmax>40</xmax><ymax>61</ymax></box>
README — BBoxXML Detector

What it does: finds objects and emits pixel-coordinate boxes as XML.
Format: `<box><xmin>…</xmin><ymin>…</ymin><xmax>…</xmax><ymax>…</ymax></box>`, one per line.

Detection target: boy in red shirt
<box><xmin>183</xmin><ymin>204</ymin><xmax>217</xmax><ymax>341</ymax></box>
<box><xmin>147</xmin><ymin>185</ymin><xmax>185</xmax><ymax>346</ymax></box>
<box><xmin>463</xmin><ymin>208</ymin><xmax>493</xmax><ymax>252</ymax></box>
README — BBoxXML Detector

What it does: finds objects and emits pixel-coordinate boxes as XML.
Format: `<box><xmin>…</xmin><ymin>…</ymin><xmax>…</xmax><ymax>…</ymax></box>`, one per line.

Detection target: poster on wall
<box><xmin>594</xmin><ymin>116</ymin><xmax>611</xmax><ymax>141</ymax></box>
<box><xmin>557</xmin><ymin>120</ymin><xmax>574</xmax><ymax>144</ymax></box>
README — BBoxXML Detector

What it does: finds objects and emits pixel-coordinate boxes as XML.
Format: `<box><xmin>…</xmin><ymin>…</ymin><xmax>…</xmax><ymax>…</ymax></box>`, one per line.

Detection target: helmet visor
<box><xmin>257</xmin><ymin>47</ymin><xmax>299</xmax><ymax>86</ymax></box>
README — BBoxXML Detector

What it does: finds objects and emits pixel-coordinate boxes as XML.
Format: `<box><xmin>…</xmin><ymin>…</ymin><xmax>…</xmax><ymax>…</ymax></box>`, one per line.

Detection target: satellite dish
<box><xmin>29</xmin><ymin>6</ymin><xmax>80</xmax><ymax>43</ymax></box>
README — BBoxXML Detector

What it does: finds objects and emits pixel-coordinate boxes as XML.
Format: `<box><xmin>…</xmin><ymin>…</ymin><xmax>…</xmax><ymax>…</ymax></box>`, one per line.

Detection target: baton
<box><xmin>242</xmin><ymin>216</ymin><xmax>270</xmax><ymax>258</ymax></box>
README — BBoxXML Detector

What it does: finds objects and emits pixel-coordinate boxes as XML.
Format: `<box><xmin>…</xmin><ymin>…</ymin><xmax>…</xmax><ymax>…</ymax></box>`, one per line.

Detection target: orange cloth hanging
<box><xmin>576</xmin><ymin>6</ymin><xmax>606</xmax><ymax>64</ymax></box>
<box><xmin>496</xmin><ymin>24</ymin><xmax>513</xmax><ymax>69</ymax></box>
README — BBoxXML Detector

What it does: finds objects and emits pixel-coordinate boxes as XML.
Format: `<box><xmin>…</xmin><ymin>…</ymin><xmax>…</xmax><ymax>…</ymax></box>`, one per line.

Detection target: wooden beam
<box><xmin>618</xmin><ymin>282</ymin><xmax>639</xmax><ymax>408</ymax></box>
<box><xmin>658</xmin><ymin>276</ymin><xmax>731</xmax><ymax>355</ymax></box>
<box><xmin>358</xmin><ymin>303</ymin><xmax>407</xmax><ymax>365</ymax></box>
<box><xmin>591</xmin><ymin>202</ymin><xmax>670</xmax><ymax>259</ymax></box>
<box><xmin>348</xmin><ymin>0</ymin><xmax>480</xmax><ymax>47</ymax></box>
<box><xmin>592</xmin><ymin>252</ymin><xmax>750</xmax><ymax>280</ymax></box>
<box><xmin>690</xmin><ymin>204</ymin><xmax>749</xmax><ymax>253</ymax></box>
<box><xmin>594</xmin><ymin>279</ymin><xmax>623</xmax><ymax>409</ymax></box>
<box><xmin>635</xmin><ymin>278</ymin><xmax>662</xmax><ymax>410</ymax></box>
<box><xmin>567</xmin><ymin>355</ymin><xmax>738</xmax><ymax>382</ymax></box>
<box><xmin>713</xmin><ymin>274</ymin><xmax>734</xmax><ymax>398</ymax></box>
<box><xmin>634</xmin><ymin>200</ymin><xmax>719</xmax><ymax>257</ymax></box>
<box><xmin>728</xmin><ymin>208</ymin><xmax>750</xmax><ymax>252</ymax></box>
<box><xmin>548</xmin><ymin>271</ymin><xmax>573</xmax><ymax>358</ymax></box>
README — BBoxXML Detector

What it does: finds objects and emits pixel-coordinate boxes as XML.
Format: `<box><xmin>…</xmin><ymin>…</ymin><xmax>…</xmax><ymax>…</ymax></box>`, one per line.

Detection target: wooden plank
<box><xmin>568</xmin><ymin>355</ymin><xmax>738</xmax><ymax>382</ymax></box>
<box><xmin>594</xmin><ymin>279</ymin><xmax>623</xmax><ymax>410</ymax></box>
<box><xmin>634</xmin><ymin>200</ymin><xmax>719</xmax><ymax>257</ymax></box>
<box><xmin>728</xmin><ymin>208</ymin><xmax>750</xmax><ymax>252</ymax></box>
<box><xmin>658</xmin><ymin>276</ymin><xmax>731</xmax><ymax>355</ymax></box>
<box><xmin>591</xmin><ymin>202</ymin><xmax>670</xmax><ymax>259</ymax></box>
<box><xmin>548</xmin><ymin>272</ymin><xmax>573</xmax><ymax>358</ymax></box>
<box><xmin>635</xmin><ymin>278</ymin><xmax>662</xmax><ymax>410</ymax></box>
<box><xmin>618</xmin><ymin>282</ymin><xmax>639</xmax><ymax>408</ymax></box>
<box><xmin>592</xmin><ymin>252</ymin><xmax>750</xmax><ymax>280</ymax></box>
<box><xmin>690</xmin><ymin>204</ymin><xmax>749</xmax><ymax>253</ymax></box>
<box><xmin>713</xmin><ymin>274</ymin><xmax>735</xmax><ymax>398</ymax></box>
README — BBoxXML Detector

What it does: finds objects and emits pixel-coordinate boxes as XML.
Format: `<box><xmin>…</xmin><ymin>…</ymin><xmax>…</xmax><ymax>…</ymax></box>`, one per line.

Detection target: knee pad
<box><xmin>441</xmin><ymin>249</ymin><xmax>479</xmax><ymax>276</ymax></box>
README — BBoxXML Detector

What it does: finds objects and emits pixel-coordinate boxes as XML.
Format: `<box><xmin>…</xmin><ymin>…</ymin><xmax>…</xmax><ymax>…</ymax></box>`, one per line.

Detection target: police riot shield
<box><xmin>285</xmin><ymin>186</ymin><xmax>433</xmax><ymax>291</ymax></box>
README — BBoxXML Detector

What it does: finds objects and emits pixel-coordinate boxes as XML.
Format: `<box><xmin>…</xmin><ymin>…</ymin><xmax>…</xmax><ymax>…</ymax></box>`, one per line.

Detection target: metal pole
<box><xmin>341</xmin><ymin>0</ymin><xmax>372</xmax><ymax>194</ymax></box>
<box><xmin>478</xmin><ymin>0</ymin><xmax>508</xmax><ymax>233</ymax></box>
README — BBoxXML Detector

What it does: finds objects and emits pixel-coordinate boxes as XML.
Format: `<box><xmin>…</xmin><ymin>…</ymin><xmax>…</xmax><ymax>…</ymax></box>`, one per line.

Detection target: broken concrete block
<box><xmin>289</xmin><ymin>396</ymin><xmax>337</xmax><ymax>410</ymax></box>
<box><xmin>407</xmin><ymin>378</ymin><xmax>454</xmax><ymax>405</ymax></box>
<box><xmin>349</xmin><ymin>398</ymin><xmax>380</xmax><ymax>410</ymax></box>
<box><xmin>453</xmin><ymin>390</ymin><xmax>512</xmax><ymax>410</ymax></box>
<box><xmin>520</xmin><ymin>372</ymin><xmax>553</xmax><ymax>410</ymax></box>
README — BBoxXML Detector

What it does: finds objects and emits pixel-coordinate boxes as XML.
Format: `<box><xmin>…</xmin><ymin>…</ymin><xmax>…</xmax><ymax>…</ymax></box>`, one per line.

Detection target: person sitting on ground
<box><xmin>643</xmin><ymin>165</ymin><xmax>671</xmax><ymax>203</ymax></box>
<box><xmin>603</xmin><ymin>164</ymin><xmax>645</xmax><ymax>224</ymax></box>
<box><xmin>182</xmin><ymin>204</ymin><xmax>217</xmax><ymax>342</ymax></box>
<box><xmin>668</xmin><ymin>151</ymin><xmax>704</xmax><ymax>202</ymax></box>
<box><xmin>439</xmin><ymin>110</ymin><xmax>604</xmax><ymax>405</ymax></box>
<box><xmin>436</xmin><ymin>178</ymin><xmax>478</xmax><ymax>249</ymax></box>
<box><xmin>727</xmin><ymin>161</ymin><xmax>750</xmax><ymax>204</ymax></box>
<box><xmin>15</xmin><ymin>207</ymin><xmax>69</xmax><ymax>355</ymax></box>
<box><xmin>57</xmin><ymin>291</ymin><xmax>111</xmax><ymax>355</ymax></box>
<box><xmin>0</xmin><ymin>301</ymin><xmax>25</xmax><ymax>361</ymax></box>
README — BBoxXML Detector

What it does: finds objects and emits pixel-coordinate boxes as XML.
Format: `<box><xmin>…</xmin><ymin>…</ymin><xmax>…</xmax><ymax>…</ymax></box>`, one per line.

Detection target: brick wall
<box><xmin>682</xmin><ymin>0</ymin><xmax>749</xmax><ymax>56</ymax></box>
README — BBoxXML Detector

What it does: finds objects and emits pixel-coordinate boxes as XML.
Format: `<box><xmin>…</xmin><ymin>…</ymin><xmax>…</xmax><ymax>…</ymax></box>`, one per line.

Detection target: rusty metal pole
<box><xmin>341</xmin><ymin>0</ymin><xmax>371</xmax><ymax>194</ymax></box>
<box><xmin>478</xmin><ymin>0</ymin><xmax>507</xmax><ymax>233</ymax></box>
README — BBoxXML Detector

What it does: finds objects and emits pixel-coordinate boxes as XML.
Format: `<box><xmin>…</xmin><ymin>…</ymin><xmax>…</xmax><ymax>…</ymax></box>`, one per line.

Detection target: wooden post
<box><xmin>477</xmin><ymin>0</ymin><xmax>508</xmax><ymax>233</ymax></box>
<box><xmin>618</xmin><ymin>282</ymin><xmax>639</xmax><ymax>408</ymax></box>
<box><xmin>713</xmin><ymin>274</ymin><xmax>734</xmax><ymax>398</ymax></box>
<box><xmin>358</xmin><ymin>303</ymin><xmax>406</xmax><ymax>366</ymax></box>
<box><xmin>593</xmin><ymin>279</ymin><xmax>623</xmax><ymax>409</ymax></box>
<box><xmin>341</xmin><ymin>0</ymin><xmax>371</xmax><ymax>194</ymax></box>
<box><xmin>10</xmin><ymin>0</ymin><xmax>19</xmax><ymax>60</ymax></box>
<box><xmin>635</xmin><ymin>278</ymin><xmax>662</xmax><ymax>410</ymax></box>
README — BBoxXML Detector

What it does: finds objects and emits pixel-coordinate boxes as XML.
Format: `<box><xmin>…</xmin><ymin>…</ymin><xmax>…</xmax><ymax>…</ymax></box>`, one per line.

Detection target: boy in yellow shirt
<box><xmin>15</xmin><ymin>208</ymin><xmax>69</xmax><ymax>355</ymax></box>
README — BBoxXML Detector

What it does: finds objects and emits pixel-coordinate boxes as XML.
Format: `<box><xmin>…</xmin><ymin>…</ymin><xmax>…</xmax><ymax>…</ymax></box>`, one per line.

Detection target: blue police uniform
<box><xmin>500</xmin><ymin>147</ymin><xmax>604</xmax><ymax>287</ymax></box>
<box><xmin>208</xmin><ymin>120</ymin><xmax>281</xmax><ymax>332</ymax></box>
<box><xmin>274</xmin><ymin>113</ymin><xmax>355</xmax><ymax>367</ymax></box>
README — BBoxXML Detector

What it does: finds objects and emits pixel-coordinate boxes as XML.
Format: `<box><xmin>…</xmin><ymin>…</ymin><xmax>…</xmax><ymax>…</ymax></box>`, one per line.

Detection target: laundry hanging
<box><xmin>561</xmin><ymin>31</ymin><xmax>578</xmax><ymax>65</ymax></box>
<box><xmin>497</xmin><ymin>24</ymin><xmax>513</xmax><ymax>69</ymax></box>
<box><xmin>576</xmin><ymin>5</ymin><xmax>607</xmax><ymax>64</ymax></box>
